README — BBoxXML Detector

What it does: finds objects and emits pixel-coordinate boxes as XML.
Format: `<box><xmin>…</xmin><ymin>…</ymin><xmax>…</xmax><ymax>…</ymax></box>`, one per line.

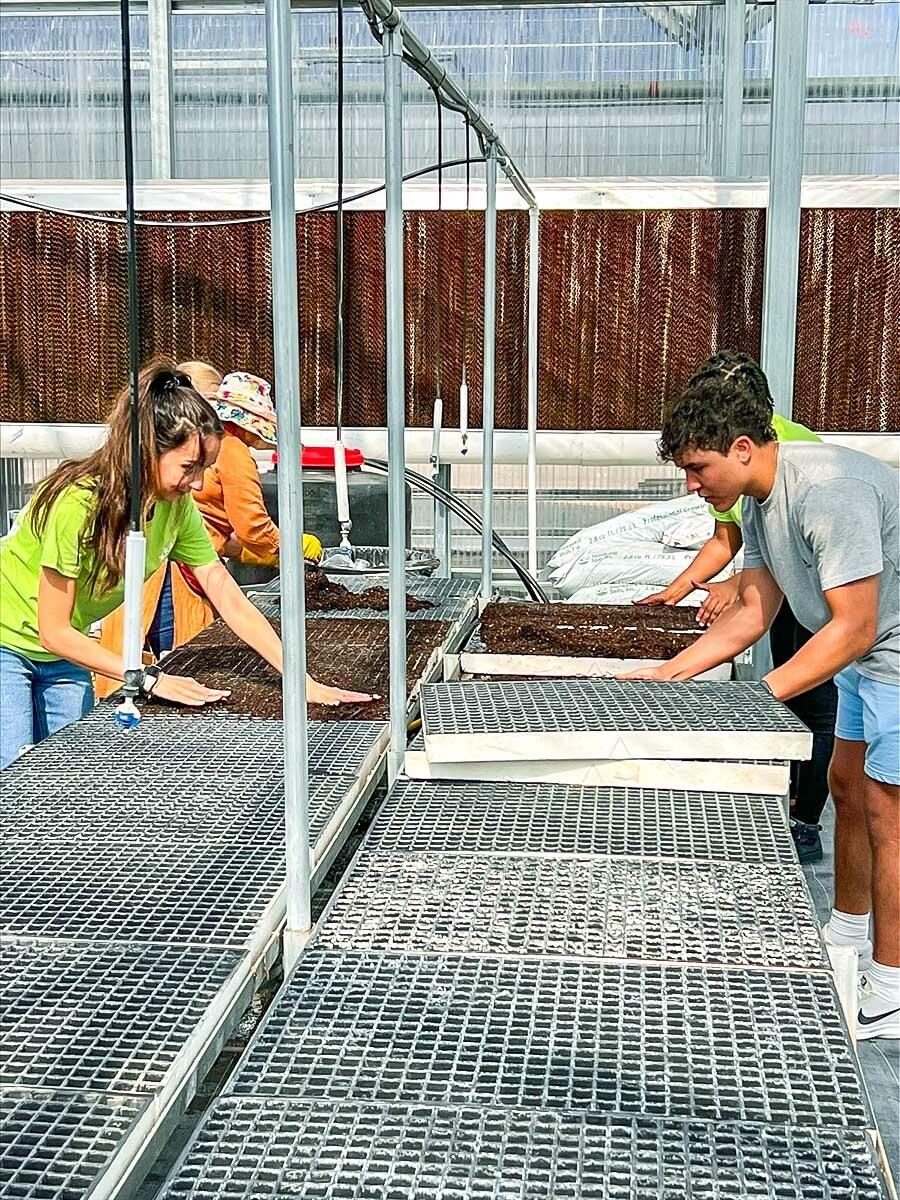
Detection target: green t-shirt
<box><xmin>711</xmin><ymin>414</ymin><xmax>821</xmax><ymax>527</ymax></box>
<box><xmin>0</xmin><ymin>482</ymin><xmax>217</xmax><ymax>661</ymax></box>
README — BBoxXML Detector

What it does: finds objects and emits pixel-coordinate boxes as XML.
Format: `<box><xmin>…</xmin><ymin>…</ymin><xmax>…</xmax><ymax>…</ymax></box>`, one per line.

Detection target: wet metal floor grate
<box><xmin>157</xmin><ymin>1099</ymin><xmax>889</xmax><ymax>1200</ymax></box>
<box><xmin>0</xmin><ymin>840</ymin><xmax>286</xmax><ymax>948</ymax></box>
<box><xmin>0</xmin><ymin>1089</ymin><xmax>148</xmax><ymax>1200</ymax></box>
<box><xmin>372</xmin><ymin>779</ymin><xmax>796</xmax><ymax>864</ymax></box>
<box><xmin>0</xmin><ymin>941</ymin><xmax>242</xmax><ymax>1093</ymax></box>
<box><xmin>420</xmin><ymin>680</ymin><xmax>813</xmax><ymax>762</ymax></box>
<box><xmin>228</xmin><ymin>951</ymin><xmax>868</xmax><ymax>1127</ymax></box>
<box><xmin>314</xmin><ymin>852</ymin><xmax>826</xmax><ymax>971</ymax></box>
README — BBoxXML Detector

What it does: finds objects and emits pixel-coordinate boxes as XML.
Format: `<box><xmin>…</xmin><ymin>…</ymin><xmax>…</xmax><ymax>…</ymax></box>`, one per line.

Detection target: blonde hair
<box><xmin>177</xmin><ymin>360</ymin><xmax>223</xmax><ymax>400</ymax></box>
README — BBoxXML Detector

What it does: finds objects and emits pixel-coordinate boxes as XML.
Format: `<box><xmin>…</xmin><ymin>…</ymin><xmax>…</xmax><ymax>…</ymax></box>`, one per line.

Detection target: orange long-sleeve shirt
<box><xmin>193</xmin><ymin>432</ymin><xmax>280</xmax><ymax>561</ymax></box>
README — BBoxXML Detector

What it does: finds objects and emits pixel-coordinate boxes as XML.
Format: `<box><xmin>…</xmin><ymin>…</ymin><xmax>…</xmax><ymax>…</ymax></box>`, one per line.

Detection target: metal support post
<box><xmin>760</xmin><ymin>0</ymin><xmax>809</xmax><ymax>417</ymax></box>
<box><xmin>480</xmin><ymin>144</ymin><xmax>498</xmax><ymax>600</ymax></box>
<box><xmin>384</xmin><ymin>25</ymin><xmax>407</xmax><ymax>784</ymax></box>
<box><xmin>148</xmin><ymin>0</ymin><xmax>175</xmax><ymax>178</ymax></box>
<box><xmin>265</xmin><ymin>0</ymin><xmax>312</xmax><ymax>962</ymax></box>
<box><xmin>434</xmin><ymin>463</ymin><xmax>452</xmax><ymax>578</ymax></box>
<box><xmin>526</xmin><ymin>205</ymin><xmax>539</xmax><ymax>578</ymax></box>
<box><xmin>721</xmin><ymin>0</ymin><xmax>744</xmax><ymax>178</ymax></box>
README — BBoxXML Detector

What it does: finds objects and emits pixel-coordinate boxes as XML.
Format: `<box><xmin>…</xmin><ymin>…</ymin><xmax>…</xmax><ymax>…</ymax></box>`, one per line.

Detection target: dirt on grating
<box><xmin>153</xmin><ymin>617</ymin><xmax>451</xmax><ymax>721</ymax></box>
<box><xmin>305</xmin><ymin>567</ymin><xmax>434</xmax><ymax>613</ymax></box>
<box><xmin>479</xmin><ymin>601</ymin><xmax>703</xmax><ymax>660</ymax></box>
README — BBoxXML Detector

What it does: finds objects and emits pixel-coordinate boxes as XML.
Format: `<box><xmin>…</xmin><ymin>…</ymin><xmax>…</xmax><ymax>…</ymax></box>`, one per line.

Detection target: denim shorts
<box><xmin>834</xmin><ymin>664</ymin><xmax>900</xmax><ymax>786</ymax></box>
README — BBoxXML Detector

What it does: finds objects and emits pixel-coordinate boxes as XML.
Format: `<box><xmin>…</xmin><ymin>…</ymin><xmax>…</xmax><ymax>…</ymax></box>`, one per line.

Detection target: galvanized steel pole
<box><xmin>147</xmin><ymin>0</ymin><xmax>174</xmax><ymax>177</ymax></box>
<box><xmin>384</xmin><ymin>25</ymin><xmax>407</xmax><ymax>783</ymax></box>
<box><xmin>721</xmin><ymin>0</ymin><xmax>744</xmax><ymax>178</ymax></box>
<box><xmin>760</xmin><ymin>0</ymin><xmax>809</xmax><ymax>417</ymax></box>
<box><xmin>480</xmin><ymin>144</ymin><xmax>498</xmax><ymax>600</ymax></box>
<box><xmin>526</xmin><ymin>205</ymin><xmax>539</xmax><ymax>578</ymax></box>
<box><xmin>265</xmin><ymin>0</ymin><xmax>312</xmax><ymax>947</ymax></box>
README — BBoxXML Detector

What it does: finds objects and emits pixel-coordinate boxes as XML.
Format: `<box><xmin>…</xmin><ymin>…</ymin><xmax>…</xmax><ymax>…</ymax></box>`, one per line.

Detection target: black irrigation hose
<box><xmin>0</xmin><ymin>157</ymin><xmax>485</xmax><ymax>230</ymax></box>
<box><xmin>365</xmin><ymin>458</ymin><xmax>549</xmax><ymax>602</ymax></box>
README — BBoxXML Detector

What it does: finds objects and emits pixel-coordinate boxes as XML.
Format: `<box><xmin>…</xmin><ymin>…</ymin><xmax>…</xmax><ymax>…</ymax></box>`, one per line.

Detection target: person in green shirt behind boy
<box><xmin>636</xmin><ymin>352</ymin><xmax>836</xmax><ymax>864</ymax></box>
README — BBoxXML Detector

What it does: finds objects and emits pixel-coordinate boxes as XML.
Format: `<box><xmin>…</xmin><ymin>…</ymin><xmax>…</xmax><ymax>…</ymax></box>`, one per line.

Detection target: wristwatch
<box><xmin>139</xmin><ymin>665</ymin><xmax>162</xmax><ymax>697</ymax></box>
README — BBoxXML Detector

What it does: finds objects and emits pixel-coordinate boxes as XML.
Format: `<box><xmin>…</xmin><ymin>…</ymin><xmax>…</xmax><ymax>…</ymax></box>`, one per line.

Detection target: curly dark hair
<box><xmin>658</xmin><ymin>351</ymin><xmax>777</xmax><ymax>462</ymax></box>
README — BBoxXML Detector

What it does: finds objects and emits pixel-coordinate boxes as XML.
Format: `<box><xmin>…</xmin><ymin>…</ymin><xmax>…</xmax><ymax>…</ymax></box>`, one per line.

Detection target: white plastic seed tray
<box><xmin>403</xmin><ymin>748</ymin><xmax>791</xmax><ymax>795</ymax></box>
<box><xmin>460</xmin><ymin>648</ymin><xmax>732</xmax><ymax>681</ymax></box>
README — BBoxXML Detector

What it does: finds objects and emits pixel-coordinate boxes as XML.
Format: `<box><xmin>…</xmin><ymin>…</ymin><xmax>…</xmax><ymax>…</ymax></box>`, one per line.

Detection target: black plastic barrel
<box><xmin>226</xmin><ymin>466</ymin><xmax>412</xmax><ymax>588</ymax></box>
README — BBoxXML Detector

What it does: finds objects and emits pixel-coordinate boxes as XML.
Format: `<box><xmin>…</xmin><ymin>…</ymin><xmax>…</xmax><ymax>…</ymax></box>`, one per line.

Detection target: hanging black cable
<box><xmin>119</xmin><ymin>0</ymin><xmax>141</xmax><ymax>530</ymax></box>
<box><xmin>335</xmin><ymin>0</ymin><xmax>345</xmax><ymax>440</ymax></box>
<box><xmin>0</xmin><ymin>158</ymin><xmax>486</xmax><ymax>229</ymax></box>
<box><xmin>365</xmin><ymin>459</ymin><xmax>549</xmax><ymax>601</ymax></box>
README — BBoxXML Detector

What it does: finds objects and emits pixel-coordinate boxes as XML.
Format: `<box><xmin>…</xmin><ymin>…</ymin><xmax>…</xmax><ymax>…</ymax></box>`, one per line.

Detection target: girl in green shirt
<box><xmin>0</xmin><ymin>360</ymin><xmax>370</xmax><ymax>769</ymax></box>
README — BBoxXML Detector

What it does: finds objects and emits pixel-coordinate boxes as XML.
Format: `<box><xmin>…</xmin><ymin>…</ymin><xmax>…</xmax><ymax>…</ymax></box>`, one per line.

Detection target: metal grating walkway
<box><xmin>0</xmin><ymin>941</ymin><xmax>242</xmax><ymax>1093</ymax></box>
<box><xmin>368</xmin><ymin>778</ymin><xmax>798</xmax><ymax>864</ymax></box>
<box><xmin>0</xmin><ymin>1089</ymin><xmax>148</xmax><ymax>1200</ymax></box>
<box><xmin>314</xmin><ymin>851</ymin><xmax>828</xmax><ymax>970</ymax></box>
<box><xmin>226</xmin><ymin>950</ymin><xmax>869</xmax><ymax>1128</ymax></box>
<box><xmin>157</xmin><ymin>1098</ymin><xmax>889</xmax><ymax>1200</ymax></box>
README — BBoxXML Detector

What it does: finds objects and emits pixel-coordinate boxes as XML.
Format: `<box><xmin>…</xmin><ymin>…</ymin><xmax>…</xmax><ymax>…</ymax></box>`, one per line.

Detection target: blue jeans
<box><xmin>147</xmin><ymin>566</ymin><xmax>175</xmax><ymax>658</ymax></box>
<box><xmin>0</xmin><ymin>647</ymin><xmax>94</xmax><ymax>769</ymax></box>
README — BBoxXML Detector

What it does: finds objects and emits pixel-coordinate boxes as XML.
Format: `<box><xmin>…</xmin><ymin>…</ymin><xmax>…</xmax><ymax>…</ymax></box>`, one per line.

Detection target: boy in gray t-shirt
<box><xmin>622</xmin><ymin>352</ymin><xmax>899</xmax><ymax>1040</ymax></box>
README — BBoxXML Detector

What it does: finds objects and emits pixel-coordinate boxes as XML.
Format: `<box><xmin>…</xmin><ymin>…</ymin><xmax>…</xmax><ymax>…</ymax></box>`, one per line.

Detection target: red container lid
<box><xmin>274</xmin><ymin>446</ymin><xmax>365</xmax><ymax>468</ymax></box>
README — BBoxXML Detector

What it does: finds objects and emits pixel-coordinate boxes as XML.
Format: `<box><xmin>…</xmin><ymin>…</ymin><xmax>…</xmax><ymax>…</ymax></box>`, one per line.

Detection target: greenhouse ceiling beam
<box><xmin>361</xmin><ymin>0</ymin><xmax>536</xmax><ymax>210</ymax></box>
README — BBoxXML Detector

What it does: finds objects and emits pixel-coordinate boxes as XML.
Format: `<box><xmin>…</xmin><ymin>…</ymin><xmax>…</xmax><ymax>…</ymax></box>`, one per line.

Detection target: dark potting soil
<box><xmin>153</xmin><ymin>617</ymin><xmax>450</xmax><ymax>722</ymax></box>
<box><xmin>479</xmin><ymin>601</ymin><xmax>701</xmax><ymax>660</ymax></box>
<box><xmin>305</xmin><ymin>567</ymin><xmax>434</xmax><ymax>613</ymax></box>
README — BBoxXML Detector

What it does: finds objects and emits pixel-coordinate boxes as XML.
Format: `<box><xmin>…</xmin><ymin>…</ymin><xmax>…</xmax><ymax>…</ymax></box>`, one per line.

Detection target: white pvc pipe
<box><xmin>7</xmin><ymin>425</ymin><xmax>896</xmax><ymax>469</ymax></box>
<box><xmin>333</xmin><ymin>440</ymin><xmax>351</xmax><ymax>527</ymax></box>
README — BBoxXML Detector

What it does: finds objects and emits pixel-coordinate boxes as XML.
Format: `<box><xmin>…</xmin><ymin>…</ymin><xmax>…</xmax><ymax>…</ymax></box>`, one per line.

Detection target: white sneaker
<box><xmin>857</xmin><ymin>974</ymin><xmax>900</xmax><ymax>1041</ymax></box>
<box><xmin>822</xmin><ymin>922</ymin><xmax>873</xmax><ymax>973</ymax></box>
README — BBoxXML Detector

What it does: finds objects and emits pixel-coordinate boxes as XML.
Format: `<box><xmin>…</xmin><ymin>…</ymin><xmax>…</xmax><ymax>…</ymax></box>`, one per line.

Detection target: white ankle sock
<box><xmin>867</xmin><ymin>961</ymin><xmax>900</xmax><ymax>997</ymax></box>
<box><xmin>828</xmin><ymin>909</ymin><xmax>871</xmax><ymax>945</ymax></box>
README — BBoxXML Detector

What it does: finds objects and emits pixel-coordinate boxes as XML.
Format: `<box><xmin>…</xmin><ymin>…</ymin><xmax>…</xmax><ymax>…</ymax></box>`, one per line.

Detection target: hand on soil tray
<box><xmin>306</xmin><ymin>678</ymin><xmax>377</xmax><ymax>707</ymax></box>
<box><xmin>154</xmin><ymin>673</ymin><xmax>231</xmax><ymax>707</ymax></box>
<box><xmin>633</xmin><ymin>584</ymin><xmax>684</xmax><ymax>606</ymax></box>
<box><xmin>693</xmin><ymin>576</ymin><xmax>739</xmax><ymax>626</ymax></box>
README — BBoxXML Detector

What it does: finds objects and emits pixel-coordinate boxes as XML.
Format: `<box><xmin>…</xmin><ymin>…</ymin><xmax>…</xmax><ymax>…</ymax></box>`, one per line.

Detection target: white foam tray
<box><xmin>402</xmin><ymin>752</ymin><xmax>790</xmax><ymax>796</ymax></box>
<box><xmin>460</xmin><ymin>650</ymin><xmax>732</xmax><ymax>681</ymax></box>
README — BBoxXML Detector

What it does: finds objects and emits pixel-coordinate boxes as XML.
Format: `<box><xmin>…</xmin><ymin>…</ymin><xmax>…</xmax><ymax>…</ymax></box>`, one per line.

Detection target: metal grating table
<box><xmin>420</xmin><ymin>680</ymin><xmax>814</xmax><ymax>762</ymax></box>
<box><xmin>227</xmin><ymin>951</ymin><xmax>869</xmax><ymax>1127</ymax></box>
<box><xmin>0</xmin><ymin>840</ymin><xmax>286</xmax><ymax>948</ymax></box>
<box><xmin>0</xmin><ymin>941</ymin><xmax>242</xmax><ymax>1093</ymax></box>
<box><xmin>0</xmin><ymin>1088</ymin><xmax>148</xmax><ymax>1200</ymax></box>
<box><xmin>22</xmin><ymin>708</ymin><xmax>389</xmax><ymax>779</ymax></box>
<box><xmin>371</xmin><ymin>779</ymin><xmax>797</xmax><ymax>864</ymax></box>
<box><xmin>314</xmin><ymin>852</ymin><xmax>826</xmax><ymax>970</ymax></box>
<box><xmin>157</xmin><ymin>1099</ymin><xmax>889</xmax><ymax>1200</ymax></box>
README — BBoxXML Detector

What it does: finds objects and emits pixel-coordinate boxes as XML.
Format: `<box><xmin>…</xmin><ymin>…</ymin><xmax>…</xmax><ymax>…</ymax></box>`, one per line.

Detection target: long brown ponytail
<box><xmin>30</xmin><ymin>358</ymin><xmax>223</xmax><ymax>593</ymax></box>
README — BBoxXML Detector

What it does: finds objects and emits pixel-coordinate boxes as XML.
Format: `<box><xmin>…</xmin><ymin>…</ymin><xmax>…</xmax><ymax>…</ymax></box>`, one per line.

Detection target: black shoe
<box><xmin>790</xmin><ymin>819</ymin><xmax>823</xmax><ymax>864</ymax></box>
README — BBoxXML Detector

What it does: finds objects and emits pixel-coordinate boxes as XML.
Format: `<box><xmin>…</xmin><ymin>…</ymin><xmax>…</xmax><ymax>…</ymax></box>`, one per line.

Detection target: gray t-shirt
<box><xmin>742</xmin><ymin>441</ymin><xmax>899</xmax><ymax>685</ymax></box>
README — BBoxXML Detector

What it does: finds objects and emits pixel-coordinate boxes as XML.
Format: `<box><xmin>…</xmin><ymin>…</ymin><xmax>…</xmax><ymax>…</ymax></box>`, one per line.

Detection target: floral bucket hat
<box><xmin>214</xmin><ymin>372</ymin><xmax>277</xmax><ymax>445</ymax></box>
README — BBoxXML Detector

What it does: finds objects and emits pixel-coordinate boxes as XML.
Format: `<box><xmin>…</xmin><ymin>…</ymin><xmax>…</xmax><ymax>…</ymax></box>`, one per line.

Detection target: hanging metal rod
<box><xmin>359</xmin><ymin>0</ymin><xmax>536</xmax><ymax>210</ymax></box>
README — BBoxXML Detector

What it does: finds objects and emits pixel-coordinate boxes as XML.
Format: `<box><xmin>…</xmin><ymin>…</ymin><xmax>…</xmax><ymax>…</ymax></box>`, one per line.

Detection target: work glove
<box><xmin>238</xmin><ymin>534</ymin><xmax>323</xmax><ymax>569</ymax></box>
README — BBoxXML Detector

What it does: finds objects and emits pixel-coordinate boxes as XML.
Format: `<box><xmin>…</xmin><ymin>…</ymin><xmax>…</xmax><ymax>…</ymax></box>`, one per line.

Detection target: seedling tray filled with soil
<box><xmin>304</xmin><ymin>568</ymin><xmax>435</xmax><ymax>614</ymax></box>
<box><xmin>461</xmin><ymin>601</ymin><xmax>731</xmax><ymax>681</ymax></box>
<box><xmin>154</xmin><ymin>617</ymin><xmax>451</xmax><ymax>722</ymax></box>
